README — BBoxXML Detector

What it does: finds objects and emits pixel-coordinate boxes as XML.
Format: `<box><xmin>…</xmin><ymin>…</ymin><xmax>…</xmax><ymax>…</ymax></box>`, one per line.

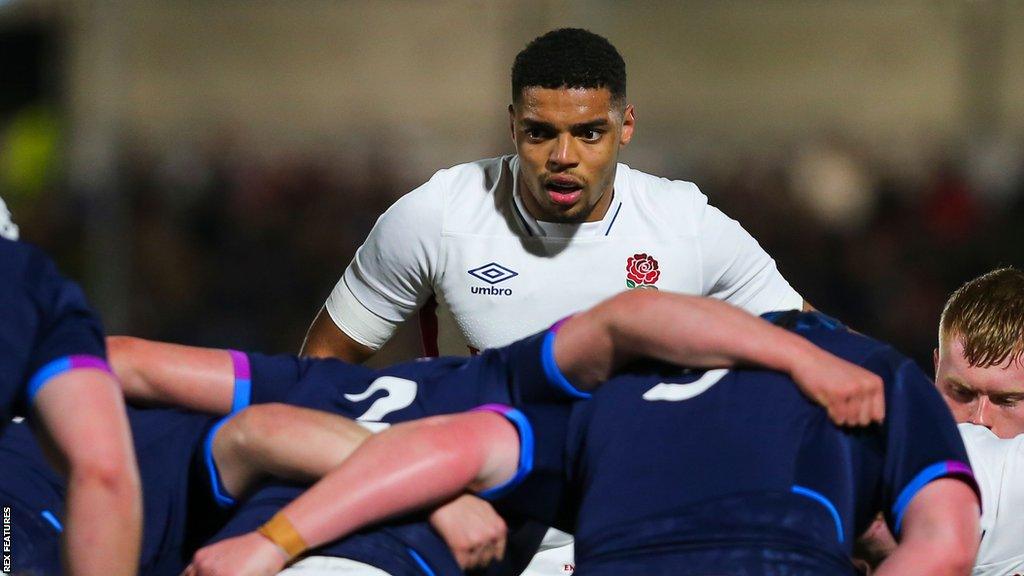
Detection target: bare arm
<box><xmin>210</xmin><ymin>404</ymin><xmax>508</xmax><ymax>570</ymax></box>
<box><xmin>874</xmin><ymin>479</ymin><xmax>979</xmax><ymax>576</ymax></box>
<box><xmin>212</xmin><ymin>403</ymin><xmax>373</xmax><ymax>497</ymax></box>
<box><xmin>188</xmin><ymin>411</ymin><xmax>517</xmax><ymax>575</ymax></box>
<box><xmin>34</xmin><ymin>370</ymin><xmax>142</xmax><ymax>576</ymax></box>
<box><xmin>555</xmin><ymin>290</ymin><xmax>884</xmax><ymax>425</ymax></box>
<box><xmin>299</xmin><ymin>307</ymin><xmax>375</xmax><ymax>362</ymax></box>
<box><xmin>107</xmin><ymin>336</ymin><xmax>235</xmax><ymax>414</ymax></box>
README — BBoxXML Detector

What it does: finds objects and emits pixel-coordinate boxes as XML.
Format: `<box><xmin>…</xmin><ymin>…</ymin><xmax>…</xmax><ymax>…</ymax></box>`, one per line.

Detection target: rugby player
<box><xmin>859</xmin><ymin>268</ymin><xmax>1024</xmax><ymax>574</ymax></box>
<box><xmin>936</xmin><ymin>268</ymin><xmax>1024</xmax><ymax>573</ymax></box>
<box><xmin>192</xmin><ymin>312</ymin><xmax>979</xmax><ymax>576</ymax></box>
<box><xmin>0</xmin><ymin>198</ymin><xmax>142</xmax><ymax>576</ymax></box>
<box><xmin>301</xmin><ymin>28</ymin><xmax>814</xmax><ymax>572</ymax></box>
<box><xmin>0</xmin><ymin>347</ymin><xmax>372</xmax><ymax>575</ymax></box>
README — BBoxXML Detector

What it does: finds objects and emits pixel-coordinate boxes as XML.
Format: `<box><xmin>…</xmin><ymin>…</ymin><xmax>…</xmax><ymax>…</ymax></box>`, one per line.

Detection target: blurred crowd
<box><xmin>5</xmin><ymin>128</ymin><xmax>1024</xmax><ymax>373</ymax></box>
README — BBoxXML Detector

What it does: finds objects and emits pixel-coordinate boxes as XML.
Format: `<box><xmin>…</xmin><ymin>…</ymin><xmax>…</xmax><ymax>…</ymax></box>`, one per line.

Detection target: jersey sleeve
<box><xmin>877</xmin><ymin>353</ymin><xmax>981</xmax><ymax>536</ymax></box>
<box><xmin>21</xmin><ymin>248</ymin><xmax>110</xmax><ymax>409</ymax></box>
<box><xmin>495</xmin><ymin>323</ymin><xmax>593</xmax><ymax>405</ymax></box>
<box><xmin>691</xmin><ymin>186</ymin><xmax>802</xmax><ymax>314</ymax></box>
<box><xmin>323</xmin><ymin>178</ymin><xmax>445</xmax><ymax>349</ymax></box>
<box><xmin>472</xmin><ymin>403</ymin><xmax>576</xmax><ymax>530</ymax></box>
<box><xmin>244</xmin><ymin>352</ymin><xmax>322</xmax><ymax>407</ymax></box>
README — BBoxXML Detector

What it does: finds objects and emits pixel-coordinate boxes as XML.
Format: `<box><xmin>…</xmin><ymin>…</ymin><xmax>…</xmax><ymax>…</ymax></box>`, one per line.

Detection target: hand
<box><xmin>182</xmin><ymin>532</ymin><xmax>289</xmax><ymax>576</ymax></box>
<box><xmin>790</xmin><ymin>347</ymin><xmax>885</xmax><ymax>426</ymax></box>
<box><xmin>429</xmin><ymin>494</ymin><xmax>507</xmax><ymax>570</ymax></box>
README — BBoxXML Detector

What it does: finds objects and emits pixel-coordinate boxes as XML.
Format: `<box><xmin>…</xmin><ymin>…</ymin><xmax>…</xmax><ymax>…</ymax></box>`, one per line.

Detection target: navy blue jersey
<box><xmin>245</xmin><ymin>326</ymin><xmax>558</xmax><ymax>430</ymax></box>
<box><xmin>482</xmin><ymin>313</ymin><xmax>980</xmax><ymax>576</ymax></box>
<box><xmin>0</xmin><ymin>238</ymin><xmax>109</xmax><ymax>428</ymax></box>
<box><xmin>0</xmin><ymin>408</ymin><xmax>222</xmax><ymax>576</ymax></box>
<box><xmin>202</xmin><ymin>328</ymin><xmax>565</xmax><ymax>575</ymax></box>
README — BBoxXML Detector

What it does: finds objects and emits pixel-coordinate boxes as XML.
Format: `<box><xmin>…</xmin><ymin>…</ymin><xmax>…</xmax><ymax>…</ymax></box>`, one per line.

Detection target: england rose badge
<box><xmin>626</xmin><ymin>253</ymin><xmax>660</xmax><ymax>289</ymax></box>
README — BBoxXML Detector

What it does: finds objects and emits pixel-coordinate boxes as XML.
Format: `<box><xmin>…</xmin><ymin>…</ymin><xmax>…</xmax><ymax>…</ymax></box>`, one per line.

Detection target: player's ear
<box><xmin>620</xmin><ymin>104</ymin><xmax>635</xmax><ymax>147</ymax></box>
<box><xmin>508</xmin><ymin>104</ymin><xmax>517</xmax><ymax>144</ymax></box>
<box><xmin>933</xmin><ymin>348</ymin><xmax>940</xmax><ymax>376</ymax></box>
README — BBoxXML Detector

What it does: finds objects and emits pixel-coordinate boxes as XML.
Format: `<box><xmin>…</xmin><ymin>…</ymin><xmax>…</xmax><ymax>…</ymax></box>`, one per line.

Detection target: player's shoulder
<box><xmin>0</xmin><ymin>238</ymin><xmax>62</xmax><ymax>296</ymax></box>
<box><xmin>385</xmin><ymin>155</ymin><xmax>515</xmax><ymax>234</ymax></box>
<box><xmin>616</xmin><ymin>163</ymin><xmax>711</xmax><ymax>232</ymax></box>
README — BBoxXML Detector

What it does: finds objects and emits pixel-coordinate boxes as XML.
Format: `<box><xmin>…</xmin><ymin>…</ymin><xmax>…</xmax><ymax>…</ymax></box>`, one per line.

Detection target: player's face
<box><xmin>509</xmin><ymin>87</ymin><xmax>634</xmax><ymax>223</ymax></box>
<box><xmin>935</xmin><ymin>336</ymin><xmax>1024</xmax><ymax>438</ymax></box>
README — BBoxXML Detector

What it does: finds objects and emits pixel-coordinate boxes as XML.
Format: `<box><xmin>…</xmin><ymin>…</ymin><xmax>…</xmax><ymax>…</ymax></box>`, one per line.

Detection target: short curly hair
<box><xmin>511</xmin><ymin>28</ymin><xmax>626</xmax><ymax>108</ymax></box>
<box><xmin>940</xmin><ymin>267</ymin><xmax>1024</xmax><ymax>368</ymax></box>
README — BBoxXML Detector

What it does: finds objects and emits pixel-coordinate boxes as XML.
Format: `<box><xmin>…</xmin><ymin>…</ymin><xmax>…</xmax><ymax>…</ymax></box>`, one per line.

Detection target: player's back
<box><xmin>275</xmin><ymin>328</ymin><xmax>554</xmax><ymax>428</ymax></box>
<box><xmin>564</xmin><ymin>313</ymin><xmax>974</xmax><ymax>576</ymax></box>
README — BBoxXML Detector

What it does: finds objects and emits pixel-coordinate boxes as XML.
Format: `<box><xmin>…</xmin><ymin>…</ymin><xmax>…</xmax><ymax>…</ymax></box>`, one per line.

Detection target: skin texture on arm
<box><xmin>211</xmin><ymin>403</ymin><xmax>508</xmax><ymax>570</ymax></box>
<box><xmin>299</xmin><ymin>307</ymin><xmax>375</xmax><ymax>362</ymax></box>
<box><xmin>106</xmin><ymin>336</ymin><xmax>235</xmax><ymax>414</ymax></box>
<box><xmin>873</xmin><ymin>478</ymin><xmax>980</xmax><ymax>576</ymax></box>
<box><xmin>33</xmin><ymin>370</ymin><xmax>143</xmax><ymax>576</ymax></box>
<box><xmin>187</xmin><ymin>411</ymin><xmax>519</xmax><ymax>576</ymax></box>
<box><xmin>212</xmin><ymin>403</ymin><xmax>372</xmax><ymax>497</ymax></box>
<box><xmin>555</xmin><ymin>290</ymin><xmax>884</xmax><ymax>425</ymax></box>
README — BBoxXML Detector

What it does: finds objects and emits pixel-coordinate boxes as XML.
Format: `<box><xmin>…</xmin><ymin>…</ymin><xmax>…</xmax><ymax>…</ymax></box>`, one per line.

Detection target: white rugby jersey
<box><xmin>959</xmin><ymin>423</ymin><xmax>1024</xmax><ymax>576</ymax></box>
<box><xmin>326</xmin><ymin>155</ymin><xmax>801</xmax><ymax>355</ymax></box>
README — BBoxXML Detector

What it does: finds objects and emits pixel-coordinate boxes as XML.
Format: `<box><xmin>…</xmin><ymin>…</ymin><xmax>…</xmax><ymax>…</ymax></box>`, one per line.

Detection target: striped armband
<box><xmin>27</xmin><ymin>355</ymin><xmax>113</xmax><ymax>404</ymax></box>
<box><xmin>228</xmin><ymin>350</ymin><xmax>252</xmax><ymax>413</ymax></box>
<box><xmin>892</xmin><ymin>460</ymin><xmax>977</xmax><ymax>534</ymax></box>
<box><xmin>258</xmin><ymin>512</ymin><xmax>308</xmax><ymax>560</ymax></box>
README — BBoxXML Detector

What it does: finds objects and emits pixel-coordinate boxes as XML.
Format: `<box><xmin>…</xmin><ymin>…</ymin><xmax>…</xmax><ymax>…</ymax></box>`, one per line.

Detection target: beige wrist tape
<box><xmin>257</xmin><ymin>512</ymin><xmax>308</xmax><ymax>559</ymax></box>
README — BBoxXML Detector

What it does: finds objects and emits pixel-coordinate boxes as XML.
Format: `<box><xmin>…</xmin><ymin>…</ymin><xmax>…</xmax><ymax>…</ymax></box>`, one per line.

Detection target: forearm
<box><xmin>214</xmin><ymin>404</ymin><xmax>373</xmax><ymax>497</ymax></box>
<box><xmin>62</xmin><ymin>464</ymin><xmax>142</xmax><ymax>576</ymax></box>
<box><xmin>270</xmin><ymin>412</ymin><xmax>517</xmax><ymax>554</ymax></box>
<box><xmin>107</xmin><ymin>336</ymin><xmax>235</xmax><ymax>413</ymax></box>
<box><xmin>557</xmin><ymin>291</ymin><xmax>822</xmax><ymax>387</ymax></box>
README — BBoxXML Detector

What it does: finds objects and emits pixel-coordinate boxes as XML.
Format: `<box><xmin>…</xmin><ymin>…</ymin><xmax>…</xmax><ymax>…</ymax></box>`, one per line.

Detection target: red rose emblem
<box><xmin>626</xmin><ymin>253</ymin><xmax>660</xmax><ymax>288</ymax></box>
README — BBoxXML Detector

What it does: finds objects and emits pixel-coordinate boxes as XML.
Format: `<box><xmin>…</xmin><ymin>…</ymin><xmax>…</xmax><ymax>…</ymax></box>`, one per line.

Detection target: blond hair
<box><xmin>940</xmin><ymin>267</ymin><xmax>1024</xmax><ymax>368</ymax></box>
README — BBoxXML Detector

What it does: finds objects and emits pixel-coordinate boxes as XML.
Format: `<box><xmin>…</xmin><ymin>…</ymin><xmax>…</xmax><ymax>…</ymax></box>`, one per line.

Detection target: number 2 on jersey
<box><xmin>345</xmin><ymin>376</ymin><xmax>418</xmax><ymax>431</ymax></box>
<box><xmin>642</xmin><ymin>369</ymin><xmax>729</xmax><ymax>402</ymax></box>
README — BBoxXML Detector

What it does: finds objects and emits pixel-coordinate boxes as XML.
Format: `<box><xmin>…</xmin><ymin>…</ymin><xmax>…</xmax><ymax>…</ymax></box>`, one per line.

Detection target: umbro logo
<box><xmin>468</xmin><ymin>262</ymin><xmax>517</xmax><ymax>296</ymax></box>
<box><xmin>468</xmin><ymin>262</ymin><xmax>518</xmax><ymax>285</ymax></box>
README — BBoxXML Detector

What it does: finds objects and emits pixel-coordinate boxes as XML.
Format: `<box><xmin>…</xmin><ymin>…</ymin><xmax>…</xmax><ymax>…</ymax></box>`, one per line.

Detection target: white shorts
<box><xmin>278</xmin><ymin>556</ymin><xmax>391</xmax><ymax>576</ymax></box>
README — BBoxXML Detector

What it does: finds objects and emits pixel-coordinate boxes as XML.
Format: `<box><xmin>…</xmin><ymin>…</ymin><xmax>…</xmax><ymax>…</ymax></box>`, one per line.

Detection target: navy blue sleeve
<box><xmin>473</xmin><ymin>403</ymin><xmax>576</xmax><ymax>531</ymax></box>
<box><xmin>500</xmin><ymin>324</ymin><xmax>592</xmax><ymax>406</ymax></box>
<box><xmin>242</xmin><ymin>352</ymin><xmax>310</xmax><ymax>407</ymax></box>
<box><xmin>875</xmin><ymin>350</ymin><xmax>981</xmax><ymax>536</ymax></box>
<box><xmin>16</xmin><ymin>244</ymin><xmax>108</xmax><ymax>411</ymax></box>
